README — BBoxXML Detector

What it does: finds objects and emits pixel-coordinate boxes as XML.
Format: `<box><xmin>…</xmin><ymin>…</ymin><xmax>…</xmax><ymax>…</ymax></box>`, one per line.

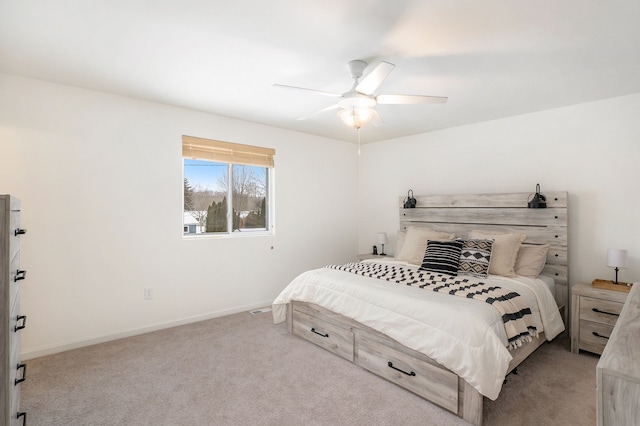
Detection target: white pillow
<box><xmin>395</xmin><ymin>226</ymin><xmax>456</xmax><ymax>265</ymax></box>
<box><xmin>515</xmin><ymin>244</ymin><xmax>550</xmax><ymax>277</ymax></box>
<box><xmin>468</xmin><ymin>230</ymin><xmax>526</xmax><ymax>277</ymax></box>
<box><xmin>396</xmin><ymin>230</ymin><xmax>406</xmax><ymax>256</ymax></box>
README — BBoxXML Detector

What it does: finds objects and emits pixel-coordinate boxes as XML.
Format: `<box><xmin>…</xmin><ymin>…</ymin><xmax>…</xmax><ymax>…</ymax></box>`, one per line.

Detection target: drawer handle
<box><xmin>310</xmin><ymin>328</ymin><xmax>329</xmax><ymax>338</ymax></box>
<box><xmin>17</xmin><ymin>411</ymin><xmax>27</xmax><ymax>426</ymax></box>
<box><xmin>15</xmin><ymin>228</ymin><xmax>27</xmax><ymax>236</ymax></box>
<box><xmin>14</xmin><ymin>269</ymin><xmax>27</xmax><ymax>282</ymax></box>
<box><xmin>592</xmin><ymin>331</ymin><xmax>610</xmax><ymax>340</ymax></box>
<box><xmin>15</xmin><ymin>315</ymin><xmax>27</xmax><ymax>332</ymax></box>
<box><xmin>15</xmin><ymin>363</ymin><xmax>27</xmax><ymax>385</ymax></box>
<box><xmin>388</xmin><ymin>361</ymin><xmax>416</xmax><ymax>377</ymax></box>
<box><xmin>592</xmin><ymin>308</ymin><xmax>619</xmax><ymax>317</ymax></box>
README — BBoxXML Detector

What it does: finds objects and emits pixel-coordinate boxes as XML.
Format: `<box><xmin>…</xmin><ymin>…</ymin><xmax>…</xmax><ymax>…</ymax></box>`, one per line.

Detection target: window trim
<box><xmin>182</xmin><ymin>135</ymin><xmax>275</xmax><ymax>238</ymax></box>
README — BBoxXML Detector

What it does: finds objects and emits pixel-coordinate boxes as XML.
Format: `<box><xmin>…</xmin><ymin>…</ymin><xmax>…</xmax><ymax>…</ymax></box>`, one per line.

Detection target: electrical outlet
<box><xmin>144</xmin><ymin>288</ymin><xmax>153</xmax><ymax>300</ymax></box>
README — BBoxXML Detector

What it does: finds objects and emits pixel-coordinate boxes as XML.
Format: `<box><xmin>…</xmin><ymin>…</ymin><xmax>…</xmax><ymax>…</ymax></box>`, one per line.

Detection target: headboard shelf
<box><xmin>398</xmin><ymin>191</ymin><xmax>569</xmax><ymax>323</ymax></box>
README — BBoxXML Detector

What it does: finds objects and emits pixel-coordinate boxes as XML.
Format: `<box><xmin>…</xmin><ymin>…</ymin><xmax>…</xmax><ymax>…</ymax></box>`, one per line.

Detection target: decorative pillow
<box><xmin>396</xmin><ymin>230</ymin><xmax>406</xmax><ymax>257</ymax></box>
<box><xmin>515</xmin><ymin>244</ymin><xmax>550</xmax><ymax>277</ymax></box>
<box><xmin>468</xmin><ymin>230</ymin><xmax>526</xmax><ymax>277</ymax></box>
<box><xmin>420</xmin><ymin>240</ymin><xmax>463</xmax><ymax>276</ymax></box>
<box><xmin>395</xmin><ymin>226</ymin><xmax>456</xmax><ymax>265</ymax></box>
<box><xmin>458</xmin><ymin>239</ymin><xmax>494</xmax><ymax>278</ymax></box>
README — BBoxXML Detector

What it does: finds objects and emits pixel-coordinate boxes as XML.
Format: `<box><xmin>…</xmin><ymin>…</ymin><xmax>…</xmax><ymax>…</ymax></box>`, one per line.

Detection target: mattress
<box><xmin>272</xmin><ymin>259</ymin><xmax>565</xmax><ymax>400</ymax></box>
<box><xmin>537</xmin><ymin>273</ymin><xmax>555</xmax><ymax>294</ymax></box>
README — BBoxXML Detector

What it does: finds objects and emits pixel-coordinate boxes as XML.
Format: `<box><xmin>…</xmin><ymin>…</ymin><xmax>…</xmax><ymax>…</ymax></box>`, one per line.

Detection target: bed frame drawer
<box><xmin>292</xmin><ymin>307</ymin><xmax>354</xmax><ymax>361</ymax></box>
<box><xmin>354</xmin><ymin>329</ymin><xmax>459</xmax><ymax>414</ymax></box>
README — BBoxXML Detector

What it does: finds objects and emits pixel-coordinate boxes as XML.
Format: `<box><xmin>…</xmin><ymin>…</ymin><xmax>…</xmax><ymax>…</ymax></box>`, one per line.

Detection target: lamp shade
<box><xmin>338</xmin><ymin>108</ymin><xmax>375</xmax><ymax>129</ymax></box>
<box><xmin>606</xmin><ymin>249</ymin><xmax>628</xmax><ymax>268</ymax></box>
<box><xmin>527</xmin><ymin>183</ymin><xmax>547</xmax><ymax>208</ymax></box>
<box><xmin>377</xmin><ymin>232</ymin><xmax>388</xmax><ymax>245</ymax></box>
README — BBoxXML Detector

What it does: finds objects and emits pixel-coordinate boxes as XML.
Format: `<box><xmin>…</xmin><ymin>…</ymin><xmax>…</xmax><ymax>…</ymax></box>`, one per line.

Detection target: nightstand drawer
<box><xmin>579</xmin><ymin>319</ymin><xmax>613</xmax><ymax>355</ymax></box>
<box><xmin>580</xmin><ymin>296</ymin><xmax>623</xmax><ymax>326</ymax></box>
<box><xmin>292</xmin><ymin>308</ymin><xmax>354</xmax><ymax>361</ymax></box>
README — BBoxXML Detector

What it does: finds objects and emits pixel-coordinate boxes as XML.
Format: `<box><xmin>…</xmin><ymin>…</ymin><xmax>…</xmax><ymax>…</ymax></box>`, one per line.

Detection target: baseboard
<box><xmin>21</xmin><ymin>299</ymin><xmax>275</xmax><ymax>360</ymax></box>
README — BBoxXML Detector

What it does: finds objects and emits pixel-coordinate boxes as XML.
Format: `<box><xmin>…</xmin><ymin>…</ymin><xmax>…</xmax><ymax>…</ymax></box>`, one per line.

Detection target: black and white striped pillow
<box><xmin>419</xmin><ymin>240</ymin><xmax>463</xmax><ymax>275</ymax></box>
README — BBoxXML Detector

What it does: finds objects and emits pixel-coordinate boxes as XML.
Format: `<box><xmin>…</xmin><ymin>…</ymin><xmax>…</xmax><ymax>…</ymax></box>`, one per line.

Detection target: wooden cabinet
<box><xmin>571</xmin><ymin>284</ymin><xmax>628</xmax><ymax>355</ymax></box>
<box><xmin>596</xmin><ymin>283</ymin><xmax>640</xmax><ymax>425</ymax></box>
<box><xmin>1</xmin><ymin>195</ymin><xmax>27</xmax><ymax>425</ymax></box>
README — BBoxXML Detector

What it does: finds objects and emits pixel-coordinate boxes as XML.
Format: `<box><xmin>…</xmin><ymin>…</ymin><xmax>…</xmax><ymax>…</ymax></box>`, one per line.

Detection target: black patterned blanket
<box><xmin>326</xmin><ymin>262</ymin><xmax>537</xmax><ymax>349</ymax></box>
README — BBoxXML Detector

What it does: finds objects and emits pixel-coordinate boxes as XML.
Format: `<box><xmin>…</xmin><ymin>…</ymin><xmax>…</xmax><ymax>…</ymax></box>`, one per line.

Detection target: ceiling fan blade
<box><xmin>355</xmin><ymin>61</ymin><xmax>395</xmax><ymax>95</ymax></box>
<box><xmin>376</xmin><ymin>94</ymin><xmax>448</xmax><ymax>105</ymax></box>
<box><xmin>273</xmin><ymin>84</ymin><xmax>341</xmax><ymax>98</ymax></box>
<box><xmin>296</xmin><ymin>103</ymin><xmax>339</xmax><ymax>121</ymax></box>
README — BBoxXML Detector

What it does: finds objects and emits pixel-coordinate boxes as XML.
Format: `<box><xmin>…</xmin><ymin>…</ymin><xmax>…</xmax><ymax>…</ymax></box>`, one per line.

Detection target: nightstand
<box><xmin>357</xmin><ymin>254</ymin><xmax>387</xmax><ymax>261</ymax></box>
<box><xmin>571</xmin><ymin>284</ymin><xmax>629</xmax><ymax>355</ymax></box>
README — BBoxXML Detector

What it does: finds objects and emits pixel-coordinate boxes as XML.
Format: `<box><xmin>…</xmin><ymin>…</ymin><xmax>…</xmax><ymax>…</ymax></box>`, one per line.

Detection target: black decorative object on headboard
<box><xmin>403</xmin><ymin>190</ymin><xmax>417</xmax><ymax>208</ymax></box>
<box><xmin>527</xmin><ymin>184</ymin><xmax>547</xmax><ymax>208</ymax></box>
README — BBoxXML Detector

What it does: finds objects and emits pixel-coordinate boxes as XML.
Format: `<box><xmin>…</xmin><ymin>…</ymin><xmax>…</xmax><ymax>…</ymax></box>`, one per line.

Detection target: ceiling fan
<box><xmin>274</xmin><ymin>60</ymin><xmax>447</xmax><ymax>129</ymax></box>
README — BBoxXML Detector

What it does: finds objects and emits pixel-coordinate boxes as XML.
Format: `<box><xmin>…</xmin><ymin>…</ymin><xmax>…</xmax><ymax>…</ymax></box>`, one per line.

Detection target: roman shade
<box><xmin>182</xmin><ymin>135</ymin><xmax>275</xmax><ymax>168</ymax></box>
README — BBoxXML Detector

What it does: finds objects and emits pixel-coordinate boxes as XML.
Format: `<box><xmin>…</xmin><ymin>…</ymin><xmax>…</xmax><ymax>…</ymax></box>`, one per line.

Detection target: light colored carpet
<box><xmin>21</xmin><ymin>310</ymin><xmax>598</xmax><ymax>425</ymax></box>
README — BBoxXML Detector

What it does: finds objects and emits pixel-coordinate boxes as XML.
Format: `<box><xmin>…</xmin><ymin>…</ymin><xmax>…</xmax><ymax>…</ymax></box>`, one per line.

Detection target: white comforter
<box><xmin>272</xmin><ymin>259</ymin><xmax>564</xmax><ymax>400</ymax></box>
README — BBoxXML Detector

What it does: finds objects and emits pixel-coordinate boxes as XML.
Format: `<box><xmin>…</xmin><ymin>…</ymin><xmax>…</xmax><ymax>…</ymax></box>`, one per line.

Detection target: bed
<box><xmin>272</xmin><ymin>191</ymin><xmax>568</xmax><ymax>426</ymax></box>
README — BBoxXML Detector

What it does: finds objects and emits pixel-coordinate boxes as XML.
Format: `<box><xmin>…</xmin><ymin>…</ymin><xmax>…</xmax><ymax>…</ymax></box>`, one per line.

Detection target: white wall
<box><xmin>358</xmin><ymin>93</ymin><xmax>640</xmax><ymax>288</ymax></box>
<box><xmin>0</xmin><ymin>74</ymin><xmax>359</xmax><ymax>358</ymax></box>
<box><xmin>4</xmin><ymin>71</ymin><xmax>640</xmax><ymax>358</ymax></box>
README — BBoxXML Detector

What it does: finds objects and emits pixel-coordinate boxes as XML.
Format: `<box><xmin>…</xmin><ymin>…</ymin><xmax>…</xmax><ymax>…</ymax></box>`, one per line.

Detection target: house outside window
<box><xmin>182</xmin><ymin>135</ymin><xmax>275</xmax><ymax>237</ymax></box>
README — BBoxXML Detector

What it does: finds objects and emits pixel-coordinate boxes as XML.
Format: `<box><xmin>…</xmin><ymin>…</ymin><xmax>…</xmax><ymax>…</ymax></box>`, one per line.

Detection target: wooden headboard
<box><xmin>398</xmin><ymin>191</ymin><xmax>569</xmax><ymax>322</ymax></box>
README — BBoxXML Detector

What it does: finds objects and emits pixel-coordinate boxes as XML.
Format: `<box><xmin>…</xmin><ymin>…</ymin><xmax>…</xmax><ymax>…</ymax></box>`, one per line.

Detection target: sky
<box><xmin>184</xmin><ymin>159</ymin><xmax>226</xmax><ymax>191</ymax></box>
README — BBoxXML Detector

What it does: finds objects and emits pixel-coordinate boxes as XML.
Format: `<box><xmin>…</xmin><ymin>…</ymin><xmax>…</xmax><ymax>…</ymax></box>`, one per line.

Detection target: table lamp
<box><xmin>377</xmin><ymin>232</ymin><xmax>388</xmax><ymax>256</ymax></box>
<box><xmin>606</xmin><ymin>248</ymin><xmax>628</xmax><ymax>285</ymax></box>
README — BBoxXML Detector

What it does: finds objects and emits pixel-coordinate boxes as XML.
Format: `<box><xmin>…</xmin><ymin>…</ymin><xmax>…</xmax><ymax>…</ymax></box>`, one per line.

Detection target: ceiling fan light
<box><xmin>338</xmin><ymin>108</ymin><xmax>375</xmax><ymax>129</ymax></box>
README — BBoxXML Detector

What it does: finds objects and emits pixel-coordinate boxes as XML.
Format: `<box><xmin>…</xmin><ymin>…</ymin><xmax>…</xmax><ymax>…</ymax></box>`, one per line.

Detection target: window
<box><xmin>182</xmin><ymin>135</ymin><xmax>275</xmax><ymax>236</ymax></box>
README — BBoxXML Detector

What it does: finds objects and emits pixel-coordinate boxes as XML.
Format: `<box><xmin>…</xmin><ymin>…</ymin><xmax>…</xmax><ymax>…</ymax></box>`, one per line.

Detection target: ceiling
<box><xmin>2</xmin><ymin>1</ymin><xmax>640</xmax><ymax>143</ymax></box>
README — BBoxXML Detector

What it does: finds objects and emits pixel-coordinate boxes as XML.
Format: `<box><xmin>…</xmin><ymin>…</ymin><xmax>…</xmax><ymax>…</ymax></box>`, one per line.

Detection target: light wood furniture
<box><xmin>286</xmin><ymin>192</ymin><xmax>569</xmax><ymax>426</ymax></box>
<box><xmin>288</xmin><ymin>301</ymin><xmax>549</xmax><ymax>426</ymax></box>
<box><xmin>571</xmin><ymin>284</ymin><xmax>627</xmax><ymax>355</ymax></box>
<box><xmin>591</xmin><ymin>278</ymin><xmax>632</xmax><ymax>293</ymax></box>
<box><xmin>399</xmin><ymin>191</ymin><xmax>569</xmax><ymax>321</ymax></box>
<box><xmin>596</xmin><ymin>282</ymin><xmax>640</xmax><ymax>425</ymax></box>
<box><xmin>357</xmin><ymin>253</ymin><xmax>387</xmax><ymax>261</ymax></box>
<box><xmin>1</xmin><ymin>195</ymin><xmax>27</xmax><ymax>426</ymax></box>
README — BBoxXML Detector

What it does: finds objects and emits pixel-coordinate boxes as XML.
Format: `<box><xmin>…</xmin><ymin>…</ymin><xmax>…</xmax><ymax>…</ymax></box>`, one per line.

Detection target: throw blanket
<box><xmin>327</xmin><ymin>262</ymin><xmax>537</xmax><ymax>349</ymax></box>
